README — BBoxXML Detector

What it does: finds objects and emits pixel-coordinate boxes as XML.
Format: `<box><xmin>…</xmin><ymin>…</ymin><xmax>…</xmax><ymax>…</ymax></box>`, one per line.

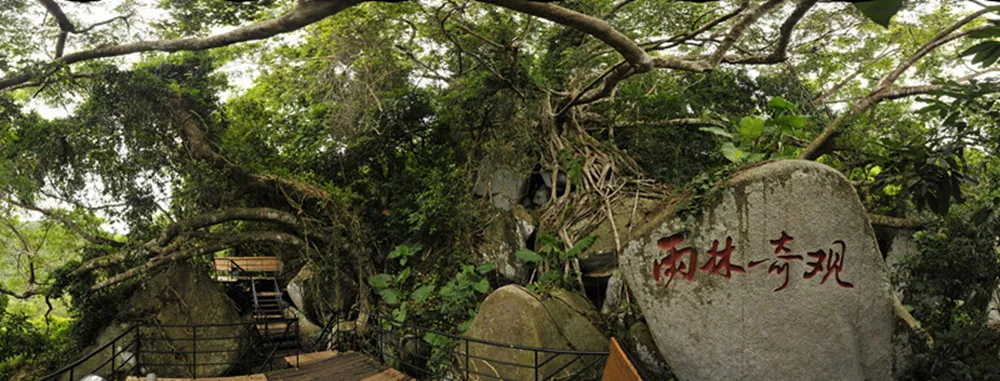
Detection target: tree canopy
<box><xmin>3</xmin><ymin>0</ymin><xmax>1000</xmax><ymax>378</ymax></box>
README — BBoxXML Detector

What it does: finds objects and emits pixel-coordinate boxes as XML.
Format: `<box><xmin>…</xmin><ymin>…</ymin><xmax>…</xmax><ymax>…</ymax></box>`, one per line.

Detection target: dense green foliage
<box><xmin>2</xmin><ymin>0</ymin><xmax>1000</xmax><ymax>379</ymax></box>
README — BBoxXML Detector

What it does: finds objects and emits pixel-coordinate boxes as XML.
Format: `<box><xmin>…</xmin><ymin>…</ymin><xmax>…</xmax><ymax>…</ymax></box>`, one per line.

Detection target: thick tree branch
<box><xmin>2</xmin><ymin>0</ymin><xmax>367</xmax><ymax>91</ymax></box>
<box><xmin>613</xmin><ymin>118</ymin><xmax>727</xmax><ymax>128</ymax></box>
<box><xmin>706</xmin><ymin>0</ymin><xmax>785</xmax><ymax>66</ymax></box>
<box><xmin>573</xmin><ymin>0</ymin><xmax>793</xmax><ymax>107</ymax></box>
<box><xmin>799</xmin><ymin>14</ymin><xmax>991</xmax><ymax>160</ymax></box>
<box><xmin>153</xmin><ymin>207</ymin><xmax>301</xmax><ymax>248</ymax></box>
<box><xmin>478</xmin><ymin>0</ymin><xmax>653</xmax><ymax>71</ymax></box>
<box><xmin>165</xmin><ymin>95</ymin><xmax>331</xmax><ymax>201</ymax></box>
<box><xmin>721</xmin><ymin>0</ymin><xmax>818</xmax><ymax>64</ymax></box>
<box><xmin>878</xmin><ymin>8</ymin><xmax>993</xmax><ymax>89</ymax></box>
<box><xmin>7</xmin><ymin>199</ymin><xmax>125</xmax><ymax>247</ymax></box>
<box><xmin>868</xmin><ymin>214</ymin><xmax>923</xmax><ymax>229</ymax></box>
<box><xmin>91</xmin><ymin>232</ymin><xmax>305</xmax><ymax>291</ymax></box>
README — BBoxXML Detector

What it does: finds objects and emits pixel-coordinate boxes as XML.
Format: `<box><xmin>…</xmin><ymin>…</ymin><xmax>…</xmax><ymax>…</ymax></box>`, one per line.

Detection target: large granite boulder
<box><xmin>462</xmin><ymin>285</ymin><xmax>608</xmax><ymax>380</ymax></box>
<box><xmin>620</xmin><ymin>160</ymin><xmax>894</xmax><ymax>381</ymax></box>
<box><xmin>67</xmin><ymin>262</ymin><xmax>248</xmax><ymax>379</ymax></box>
<box><xmin>131</xmin><ymin>262</ymin><xmax>248</xmax><ymax>378</ymax></box>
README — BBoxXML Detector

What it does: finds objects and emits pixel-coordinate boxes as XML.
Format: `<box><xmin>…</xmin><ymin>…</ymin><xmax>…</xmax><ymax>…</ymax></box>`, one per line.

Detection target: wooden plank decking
<box><xmin>124</xmin><ymin>351</ymin><xmax>410</xmax><ymax>381</ymax></box>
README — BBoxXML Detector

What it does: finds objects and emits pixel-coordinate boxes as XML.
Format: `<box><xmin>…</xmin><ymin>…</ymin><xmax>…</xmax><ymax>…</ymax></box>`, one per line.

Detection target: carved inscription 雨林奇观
<box><xmin>652</xmin><ymin>231</ymin><xmax>854</xmax><ymax>292</ymax></box>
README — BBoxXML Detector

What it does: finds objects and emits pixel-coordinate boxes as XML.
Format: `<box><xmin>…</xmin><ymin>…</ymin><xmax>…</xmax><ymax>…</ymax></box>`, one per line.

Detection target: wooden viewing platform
<box><xmin>214</xmin><ymin>257</ymin><xmax>283</xmax><ymax>273</ymax></box>
<box><xmin>124</xmin><ymin>351</ymin><xmax>410</xmax><ymax>381</ymax></box>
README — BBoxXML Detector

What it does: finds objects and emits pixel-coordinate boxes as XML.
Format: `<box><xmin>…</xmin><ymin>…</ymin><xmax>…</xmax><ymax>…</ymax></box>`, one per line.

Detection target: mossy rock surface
<box><xmin>462</xmin><ymin>285</ymin><xmax>608</xmax><ymax>381</ymax></box>
<box><xmin>131</xmin><ymin>262</ymin><xmax>248</xmax><ymax>378</ymax></box>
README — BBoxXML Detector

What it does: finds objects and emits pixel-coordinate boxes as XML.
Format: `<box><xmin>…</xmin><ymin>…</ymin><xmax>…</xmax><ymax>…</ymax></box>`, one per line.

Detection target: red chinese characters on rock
<box><xmin>652</xmin><ymin>234</ymin><xmax>698</xmax><ymax>289</ymax></box>
<box><xmin>650</xmin><ymin>231</ymin><xmax>854</xmax><ymax>292</ymax></box>
<box><xmin>652</xmin><ymin>234</ymin><xmax>744</xmax><ymax>289</ymax></box>
<box><xmin>803</xmin><ymin>240</ymin><xmax>854</xmax><ymax>288</ymax></box>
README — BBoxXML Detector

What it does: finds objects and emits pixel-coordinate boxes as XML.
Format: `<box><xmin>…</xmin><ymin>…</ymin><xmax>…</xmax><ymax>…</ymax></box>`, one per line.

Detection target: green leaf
<box><xmin>395</xmin><ymin>267</ymin><xmax>411</xmax><ymax>285</ymax></box>
<box><xmin>960</xmin><ymin>42</ymin><xmax>994</xmax><ymax>58</ymax></box>
<box><xmin>424</xmin><ymin>332</ymin><xmax>450</xmax><ymax>347</ymax></box>
<box><xmin>411</xmin><ymin>284</ymin><xmax>436</xmax><ymax>303</ymax></box>
<box><xmin>370</xmin><ymin>273</ymin><xmax>393</xmax><ymax>289</ymax></box>
<box><xmin>565</xmin><ymin>235</ymin><xmax>597</xmax><ymax>258</ymax></box>
<box><xmin>538</xmin><ymin>233</ymin><xmax>561</xmax><ymax>250</ymax></box>
<box><xmin>473</xmin><ymin>278</ymin><xmax>490</xmax><ymax>294</ymax></box>
<box><xmin>854</xmin><ymin>0</ymin><xmax>902</xmax><ymax>28</ymax></box>
<box><xmin>476</xmin><ymin>262</ymin><xmax>497</xmax><ymax>274</ymax></box>
<box><xmin>515</xmin><ymin>248</ymin><xmax>543</xmax><ymax>263</ymax></box>
<box><xmin>392</xmin><ymin>304</ymin><xmax>407</xmax><ymax>322</ymax></box>
<box><xmin>969</xmin><ymin>27</ymin><xmax>1000</xmax><ymax>39</ymax></box>
<box><xmin>747</xmin><ymin>153</ymin><xmax>767</xmax><ymax>163</ymax></box>
<box><xmin>720</xmin><ymin>142</ymin><xmax>745</xmax><ymax>163</ymax></box>
<box><xmin>379</xmin><ymin>288</ymin><xmax>402</xmax><ymax>306</ymax></box>
<box><xmin>457</xmin><ymin>319</ymin><xmax>473</xmax><ymax>332</ymax></box>
<box><xmin>738</xmin><ymin>116</ymin><xmax>764</xmax><ymax>141</ymax></box>
<box><xmin>768</xmin><ymin>97</ymin><xmax>797</xmax><ymax>112</ymax></box>
<box><xmin>699</xmin><ymin>126</ymin><xmax>733</xmax><ymax>139</ymax></box>
<box><xmin>772</xmin><ymin>115</ymin><xmax>805</xmax><ymax>129</ymax></box>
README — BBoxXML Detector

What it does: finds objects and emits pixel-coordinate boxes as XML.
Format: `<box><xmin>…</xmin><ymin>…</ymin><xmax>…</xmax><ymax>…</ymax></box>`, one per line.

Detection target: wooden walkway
<box><xmin>125</xmin><ymin>351</ymin><xmax>409</xmax><ymax>381</ymax></box>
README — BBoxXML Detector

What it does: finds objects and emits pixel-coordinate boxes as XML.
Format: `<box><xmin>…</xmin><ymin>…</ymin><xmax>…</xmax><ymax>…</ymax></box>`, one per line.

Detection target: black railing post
<box><xmin>111</xmin><ymin>336</ymin><xmax>116</xmax><ymax>376</ymax></box>
<box><xmin>534</xmin><ymin>350</ymin><xmax>539</xmax><ymax>381</ymax></box>
<box><xmin>464</xmin><ymin>339</ymin><xmax>470</xmax><ymax>381</ymax></box>
<box><xmin>134</xmin><ymin>326</ymin><xmax>142</xmax><ymax>376</ymax></box>
<box><xmin>296</xmin><ymin>320</ymin><xmax>300</xmax><ymax>368</ymax></box>
<box><xmin>192</xmin><ymin>325</ymin><xmax>197</xmax><ymax>379</ymax></box>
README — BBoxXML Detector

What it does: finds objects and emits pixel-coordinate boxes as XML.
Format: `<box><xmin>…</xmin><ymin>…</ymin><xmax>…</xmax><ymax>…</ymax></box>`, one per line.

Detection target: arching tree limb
<box><xmin>91</xmin><ymin>231</ymin><xmax>306</xmax><ymax>291</ymax></box>
<box><xmin>1</xmin><ymin>0</ymin><xmax>370</xmax><ymax>91</ymax></box>
<box><xmin>5</xmin><ymin>199</ymin><xmax>125</xmax><ymax>247</ymax></box>
<box><xmin>478</xmin><ymin>0</ymin><xmax>653</xmax><ymax>72</ymax></box>
<box><xmin>799</xmin><ymin>10</ymin><xmax>992</xmax><ymax>160</ymax></box>
<box><xmin>869</xmin><ymin>214</ymin><xmax>923</xmax><ymax>230</ymax></box>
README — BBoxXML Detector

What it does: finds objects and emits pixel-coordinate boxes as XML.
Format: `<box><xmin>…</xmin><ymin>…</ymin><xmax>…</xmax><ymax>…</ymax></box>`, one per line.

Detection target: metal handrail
<box><xmin>332</xmin><ymin>308</ymin><xmax>609</xmax><ymax>381</ymax></box>
<box><xmin>41</xmin><ymin>325</ymin><xmax>139</xmax><ymax>381</ymax></box>
<box><xmin>353</xmin><ymin>309</ymin><xmax>609</xmax><ymax>356</ymax></box>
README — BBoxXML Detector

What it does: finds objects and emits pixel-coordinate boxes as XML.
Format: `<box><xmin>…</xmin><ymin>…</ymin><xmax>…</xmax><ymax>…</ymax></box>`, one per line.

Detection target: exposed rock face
<box><xmin>286</xmin><ymin>264</ymin><xmax>356</xmax><ymax>324</ymax></box>
<box><xmin>59</xmin><ymin>323</ymin><xmax>137</xmax><ymax>381</ymax></box>
<box><xmin>627</xmin><ymin>322</ymin><xmax>671</xmax><ymax>379</ymax></box>
<box><xmin>462</xmin><ymin>285</ymin><xmax>608</xmax><ymax>381</ymax></box>
<box><xmin>574</xmin><ymin>198</ymin><xmax>659</xmax><ymax>278</ymax></box>
<box><xmin>620</xmin><ymin>160</ymin><xmax>894</xmax><ymax>381</ymax></box>
<box><xmin>885</xmin><ymin>229</ymin><xmax>919</xmax><ymax>299</ymax></box>
<box><xmin>477</xmin><ymin>206</ymin><xmax>534</xmax><ymax>281</ymax></box>
<box><xmin>474</xmin><ymin>161</ymin><xmax>529</xmax><ymax>211</ymax></box>
<box><xmin>131</xmin><ymin>262</ymin><xmax>248</xmax><ymax>378</ymax></box>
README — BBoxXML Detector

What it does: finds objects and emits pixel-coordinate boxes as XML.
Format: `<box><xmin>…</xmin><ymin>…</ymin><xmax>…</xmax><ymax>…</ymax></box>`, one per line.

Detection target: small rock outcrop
<box><xmin>286</xmin><ymin>264</ymin><xmax>356</xmax><ymax>324</ymax></box>
<box><xmin>462</xmin><ymin>285</ymin><xmax>608</xmax><ymax>380</ymax></box>
<box><xmin>620</xmin><ymin>160</ymin><xmax>894</xmax><ymax>381</ymax></box>
<box><xmin>476</xmin><ymin>205</ymin><xmax>535</xmax><ymax>281</ymax></box>
<box><xmin>626</xmin><ymin>322</ymin><xmax>671</xmax><ymax>378</ymax></box>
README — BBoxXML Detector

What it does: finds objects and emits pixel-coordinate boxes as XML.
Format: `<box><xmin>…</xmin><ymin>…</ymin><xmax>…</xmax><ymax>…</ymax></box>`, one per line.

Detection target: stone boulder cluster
<box><xmin>467</xmin><ymin>160</ymin><xmax>897</xmax><ymax>380</ymax></box>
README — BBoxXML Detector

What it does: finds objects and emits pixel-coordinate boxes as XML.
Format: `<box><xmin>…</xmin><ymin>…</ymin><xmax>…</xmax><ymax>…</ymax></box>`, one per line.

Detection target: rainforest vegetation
<box><xmin>2</xmin><ymin>0</ymin><xmax>1000</xmax><ymax>379</ymax></box>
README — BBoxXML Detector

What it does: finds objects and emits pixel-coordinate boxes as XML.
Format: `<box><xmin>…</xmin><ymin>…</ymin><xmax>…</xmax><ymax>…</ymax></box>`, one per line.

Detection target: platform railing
<box><xmin>40</xmin><ymin>325</ymin><xmax>139</xmax><ymax>381</ymax></box>
<box><xmin>332</xmin><ymin>309</ymin><xmax>609</xmax><ymax>381</ymax></box>
<box><xmin>41</xmin><ymin>319</ymin><xmax>300</xmax><ymax>381</ymax></box>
